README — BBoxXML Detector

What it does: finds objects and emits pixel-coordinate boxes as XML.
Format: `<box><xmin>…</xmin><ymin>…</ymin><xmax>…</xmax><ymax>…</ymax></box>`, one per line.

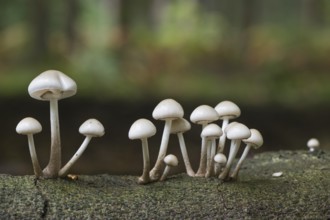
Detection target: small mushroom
<box><xmin>58</xmin><ymin>119</ymin><xmax>105</xmax><ymax>177</ymax></box>
<box><xmin>28</xmin><ymin>70</ymin><xmax>77</xmax><ymax>178</ymax></box>
<box><xmin>16</xmin><ymin>117</ymin><xmax>43</xmax><ymax>177</ymax></box>
<box><xmin>160</xmin><ymin>154</ymin><xmax>179</xmax><ymax>181</ymax></box>
<box><xmin>149</xmin><ymin>99</ymin><xmax>184</xmax><ymax>181</ymax></box>
<box><xmin>214</xmin><ymin>101</ymin><xmax>241</xmax><ymax>154</ymax></box>
<box><xmin>219</xmin><ymin>122</ymin><xmax>251</xmax><ymax>180</ymax></box>
<box><xmin>214</xmin><ymin>153</ymin><xmax>227</xmax><ymax>176</ymax></box>
<box><xmin>201</xmin><ymin>123</ymin><xmax>223</xmax><ymax>177</ymax></box>
<box><xmin>129</xmin><ymin>118</ymin><xmax>156</xmax><ymax>184</ymax></box>
<box><xmin>230</xmin><ymin>128</ymin><xmax>263</xmax><ymax>180</ymax></box>
<box><xmin>190</xmin><ymin>105</ymin><xmax>219</xmax><ymax>177</ymax></box>
<box><xmin>170</xmin><ymin>118</ymin><xmax>195</xmax><ymax>177</ymax></box>
<box><xmin>307</xmin><ymin>138</ymin><xmax>320</xmax><ymax>153</ymax></box>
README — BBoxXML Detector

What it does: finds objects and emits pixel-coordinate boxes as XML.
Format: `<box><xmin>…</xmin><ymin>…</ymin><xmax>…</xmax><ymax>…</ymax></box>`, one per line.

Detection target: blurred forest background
<box><xmin>1</xmin><ymin>0</ymin><xmax>330</xmax><ymax>175</ymax></box>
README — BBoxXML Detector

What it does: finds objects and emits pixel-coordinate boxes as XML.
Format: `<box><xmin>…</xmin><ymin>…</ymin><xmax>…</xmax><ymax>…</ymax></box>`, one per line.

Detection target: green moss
<box><xmin>0</xmin><ymin>150</ymin><xmax>329</xmax><ymax>219</ymax></box>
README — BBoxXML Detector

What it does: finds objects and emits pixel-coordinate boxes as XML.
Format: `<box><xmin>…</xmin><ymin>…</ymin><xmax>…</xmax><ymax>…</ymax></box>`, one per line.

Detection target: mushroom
<box><xmin>219</xmin><ymin>122</ymin><xmax>251</xmax><ymax>180</ymax></box>
<box><xmin>58</xmin><ymin>119</ymin><xmax>105</xmax><ymax>177</ymax></box>
<box><xmin>160</xmin><ymin>154</ymin><xmax>179</xmax><ymax>181</ymax></box>
<box><xmin>230</xmin><ymin>128</ymin><xmax>263</xmax><ymax>180</ymax></box>
<box><xmin>170</xmin><ymin>118</ymin><xmax>195</xmax><ymax>177</ymax></box>
<box><xmin>200</xmin><ymin>123</ymin><xmax>223</xmax><ymax>177</ymax></box>
<box><xmin>16</xmin><ymin>117</ymin><xmax>43</xmax><ymax>177</ymax></box>
<box><xmin>129</xmin><ymin>118</ymin><xmax>156</xmax><ymax>184</ymax></box>
<box><xmin>214</xmin><ymin>101</ymin><xmax>241</xmax><ymax>154</ymax></box>
<box><xmin>28</xmin><ymin>70</ymin><xmax>77</xmax><ymax>178</ymax></box>
<box><xmin>307</xmin><ymin>138</ymin><xmax>320</xmax><ymax>153</ymax></box>
<box><xmin>149</xmin><ymin>98</ymin><xmax>184</xmax><ymax>181</ymax></box>
<box><xmin>214</xmin><ymin>153</ymin><xmax>227</xmax><ymax>176</ymax></box>
<box><xmin>190</xmin><ymin>105</ymin><xmax>219</xmax><ymax>177</ymax></box>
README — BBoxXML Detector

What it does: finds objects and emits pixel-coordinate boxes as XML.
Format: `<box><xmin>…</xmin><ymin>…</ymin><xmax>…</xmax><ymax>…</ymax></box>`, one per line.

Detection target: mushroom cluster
<box><xmin>16</xmin><ymin>70</ymin><xmax>105</xmax><ymax>178</ymax></box>
<box><xmin>129</xmin><ymin>99</ymin><xmax>264</xmax><ymax>184</ymax></box>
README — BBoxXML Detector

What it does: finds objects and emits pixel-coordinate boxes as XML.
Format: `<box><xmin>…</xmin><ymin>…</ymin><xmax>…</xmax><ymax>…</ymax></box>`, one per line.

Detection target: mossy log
<box><xmin>1</xmin><ymin>150</ymin><xmax>329</xmax><ymax>219</ymax></box>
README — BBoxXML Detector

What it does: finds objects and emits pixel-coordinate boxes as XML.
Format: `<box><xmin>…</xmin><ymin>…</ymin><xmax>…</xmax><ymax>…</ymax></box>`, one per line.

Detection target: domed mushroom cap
<box><xmin>201</xmin><ymin>123</ymin><xmax>223</xmax><ymax>139</ymax></box>
<box><xmin>79</xmin><ymin>119</ymin><xmax>105</xmax><ymax>137</ymax></box>
<box><xmin>129</xmin><ymin>118</ymin><xmax>156</xmax><ymax>140</ymax></box>
<box><xmin>214</xmin><ymin>101</ymin><xmax>241</xmax><ymax>120</ymax></box>
<box><xmin>170</xmin><ymin>118</ymin><xmax>191</xmax><ymax>134</ymax></box>
<box><xmin>225</xmin><ymin>122</ymin><xmax>251</xmax><ymax>140</ymax></box>
<box><xmin>214</xmin><ymin>153</ymin><xmax>227</xmax><ymax>165</ymax></box>
<box><xmin>307</xmin><ymin>138</ymin><xmax>320</xmax><ymax>149</ymax></box>
<box><xmin>16</xmin><ymin>117</ymin><xmax>42</xmax><ymax>135</ymax></box>
<box><xmin>190</xmin><ymin>105</ymin><xmax>218</xmax><ymax>125</ymax></box>
<box><xmin>164</xmin><ymin>154</ymin><xmax>178</xmax><ymax>166</ymax></box>
<box><xmin>152</xmin><ymin>99</ymin><xmax>184</xmax><ymax>120</ymax></box>
<box><xmin>28</xmin><ymin>70</ymin><xmax>77</xmax><ymax>101</ymax></box>
<box><xmin>243</xmin><ymin>129</ymin><xmax>263</xmax><ymax>149</ymax></box>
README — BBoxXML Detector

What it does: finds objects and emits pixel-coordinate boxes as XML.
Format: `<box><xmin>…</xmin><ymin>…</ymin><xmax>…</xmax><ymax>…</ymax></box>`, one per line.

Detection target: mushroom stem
<box><xmin>206</xmin><ymin>139</ymin><xmax>216</xmax><ymax>177</ymax></box>
<box><xmin>230</xmin><ymin>144</ymin><xmax>251</xmax><ymax>179</ymax></box>
<box><xmin>217</xmin><ymin>119</ymin><xmax>229</xmax><ymax>153</ymax></box>
<box><xmin>219</xmin><ymin>139</ymin><xmax>241</xmax><ymax>180</ymax></box>
<box><xmin>43</xmin><ymin>99</ymin><xmax>61</xmax><ymax>178</ymax></box>
<box><xmin>150</xmin><ymin>119</ymin><xmax>172</xmax><ymax>180</ymax></box>
<box><xmin>177</xmin><ymin>133</ymin><xmax>195</xmax><ymax>176</ymax></box>
<box><xmin>195</xmin><ymin>124</ymin><xmax>207</xmax><ymax>177</ymax></box>
<box><xmin>138</xmin><ymin>138</ymin><xmax>151</xmax><ymax>184</ymax></box>
<box><xmin>58</xmin><ymin>136</ymin><xmax>92</xmax><ymax>177</ymax></box>
<box><xmin>27</xmin><ymin>134</ymin><xmax>42</xmax><ymax>177</ymax></box>
<box><xmin>160</xmin><ymin>165</ymin><xmax>171</xmax><ymax>181</ymax></box>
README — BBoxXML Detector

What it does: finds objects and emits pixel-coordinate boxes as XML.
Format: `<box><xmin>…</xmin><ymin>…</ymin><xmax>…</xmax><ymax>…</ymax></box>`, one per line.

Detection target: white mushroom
<box><xmin>170</xmin><ymin>118</ymin><xmax>195</xmax><ymax>177</ymax></box>
<box><xmin>230</xmin><ymin>128</ymin><xmax>263</xmax><ymax>179</ymax></box>
<box><xmin>190</xmin><ymin>105</ymin><xmax>218</xmax><ymax>177</ymax></box>
<box><xmin>129</xmin><ymin>118</ymin><xmax>156</xmax><ymax>184</ymax></box>
<box><xmin>214</xmin><ymin>101</ymin><xmax>241</xmax><ymax>154</ymax></box>
<box><xmin>214</xmin><ymin>153</ymin><xmax>227</xmax><ymax>176</ymax></box>
<box><xmin>149</xmin><ymin>99</ymin><xmax>184</xmax><ymax>181</ymax></box>
<box><xmin>201</xmin><ymin>123</ymin><xmax>223</xmax><ymax>177</ymax></box>
<box><xmin>16</xmin><ymin>117</ymin><xmax>43</xmax><ymax>177</ymax></box>
<box><xmin>160</xmin><ymin>154</ymin><xmax>179</xmax><ymax>181</ymax></box>
<box><xmin>58</xmin><ymin>119</ymin><xmax>105</xmax><ymax>177</ymax></box>
<box><xmin>28</xmin><ymin>70</ymin><xmax>77</xmax><ymax>178</ymax></box>
<box><xmin>307</xmin><ymin>138</ymin><xmax>320</xmax><ymax>153</ymax></box>
<box><xmin>219</xmin><ymin>122</ymin><xmax>251</xmax><ymax>180</ymax></box>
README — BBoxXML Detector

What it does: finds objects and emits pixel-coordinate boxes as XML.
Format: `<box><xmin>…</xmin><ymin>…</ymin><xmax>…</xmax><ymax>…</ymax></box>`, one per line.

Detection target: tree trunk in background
<box><xmin>66</xmin><ymin>0</ymin><xmax>80</xmax><ymax>55</ymax></box>
<box><xmin>32</xmin><ymin>0</ymin><xmax>49</xmax><ymax>60</ymax></box>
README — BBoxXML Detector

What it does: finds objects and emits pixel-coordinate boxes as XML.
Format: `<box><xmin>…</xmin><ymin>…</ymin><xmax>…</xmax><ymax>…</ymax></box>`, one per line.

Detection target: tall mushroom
<box><xmin>201</xmin><ymin>123</ymin><xmax>223</xmax><ymax>177</ymax></box>
<box><xmin>59</xmin><ymin>119</ymin><xmax>105</xmax><ymax>177</ymax></box>
<box><xmin>230</xmin><ymin>128</ymin><xmax>263</xmax><ymax>179</ymax></box>
<box><xmin>214</xmin><ymin>101</ymin><xmax>241</xmax><ymax>154</ymax></box>
<box><xmin>16</xmin><ymin>117</ymin><xmax>43</xmax><ymax>177</ymax></box>
<box><xmin>170</xmin><ymin>118</ymin><xmax>195</xmax><ymax>177</ymax></box>
<box><xmin>149</xmin><ymin>98</ymin><xmax>184</xmax><ymax>181</ymax></box>
<box><xmin>219</xmin><ymin>122</ymin><xmax>251</xmax><ymax>180</ymax></box>
<box><xmin>129</xmin><ymin>118</ymin><xmax>156</xmax><ymax>184</ymax></box>
<box><xmin>28</xmin><ymin>70</ymin><xmax>77</xmax><ymax>178</ymax></box>
<box><xmin>190</xmin><ymin>105</ymin><xmax>219</xmax><ymax>177</ymax></box>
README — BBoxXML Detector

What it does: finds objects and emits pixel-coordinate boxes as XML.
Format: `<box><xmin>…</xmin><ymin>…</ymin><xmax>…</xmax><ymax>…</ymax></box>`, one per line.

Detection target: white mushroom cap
<box><xmin>28</xmin><ymin>70</ymin><xmax>77</xmax><ymax>101</ymax></box>
<box><xmin>190</xmin><ymin>105</ymin><xmax>219</xmax><ymax>125</ymax></box>
<box><xmin>214</xmin><ymin>101</ymin><xmax>241</xmax><ymax>120</ymax></box>
<box><xmin>16</xmin><ymin>117</ymin><xmax>42</xmax><ymax>135</ymax></box>
<box><xmin>243</xmin><ymin>129</ymin><xmax>263</xmax><ymax>149</ymax></box>
<box><xmin>214</xmin><ymin>153</ymin><xmax>227</xmax><ymax>165</ymax></box>
<box><xmin>201</xmin><ymin>123</ymin><xmax>223</xmax><ymax>139</ymax></box>
<box><xmin>129</xmin><ymin>118</ymin><xmax>156</xmax><ymax>140</ymax></box>
<box><xmin>225</xmin><ymin>122</ymin><xmax>251</xmax><ymax>140</ymax></box>
<box><xmin>79</xmin><ymin>119</ymin><xmax>105</xmax><ymax>137</ymax></box>
<box><xmin>164</xmin><ymin>154</ymin><xmax>179</xmax><ymax>167</ymax></box>
<box><xmin>170</xmin><ymin>118</ymin><xmax>191</xmax><ymax>134</ymax></box>
<box><xmin>152</xmin><ymin>98</ymin><xmax>184</xmax><ymax>120</ymax></box>
<box><xmin>307</xmin><ymin>138</ymin><xmax>320</xmax><ymax>149</ymax></box>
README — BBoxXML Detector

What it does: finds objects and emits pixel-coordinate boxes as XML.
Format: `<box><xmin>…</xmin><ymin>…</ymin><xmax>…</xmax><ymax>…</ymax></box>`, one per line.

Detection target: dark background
<box><xmin>0</xmin><ymin>0</ymin><xmax>330</xmax><ymax>175</ymax></box>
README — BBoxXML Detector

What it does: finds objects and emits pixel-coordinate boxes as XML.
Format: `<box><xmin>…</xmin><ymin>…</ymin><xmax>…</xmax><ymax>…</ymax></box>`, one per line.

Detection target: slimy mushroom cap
<box><xmin>16</xmin><ymin>117</ymin><xmax>42</xmax><ymax>135</ymax></box>
<box><xmin>190</xmin><ymin>105</ymin><xmax>218</xmax><ymax>125</ymax></box>
<box><xmin>201</xmin><ymin>123</ymin><xmax>223</xmax><ymax>139</ymax></box>
<box><xmin>129</xmin><ymin>118</ymin><xmax>156</xmax><ymax>140</ymax></box>
<box><xmin>152</xmin><ymin>98</ymin><xmax>184</xmax><ymax>120</ymax></box>
<box><xmin>164</xmin><ymin>154</ymin><xmax>179</xmax><ymax>167</ymax></box>
<box><xmin>214</xmin><ymin>101</ymin><xmax>241</xmax><ymax>120</ymax></box>
<box><xmin>243</xmin><ymin>129</ymin><xmax>263</xmax><ymax>149</ymax></box>
<box><xmin>214</xmin><ymin>153</ymin><xmax>227</xmax><ymax>165</ymax></box>
<box><xmin>225</xmin><ymin>122</ymin><xmax>251</xmax><ymax>140</ymax></box>
<box><xmin>170</xmin><ymin>118</ymin><xmax>191</xmax><ymax>134</ymax></box>
<box><xmin>79</xmin><ymin>119</ymin><xmax>105</xmax><ymax>137</ymax></box>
